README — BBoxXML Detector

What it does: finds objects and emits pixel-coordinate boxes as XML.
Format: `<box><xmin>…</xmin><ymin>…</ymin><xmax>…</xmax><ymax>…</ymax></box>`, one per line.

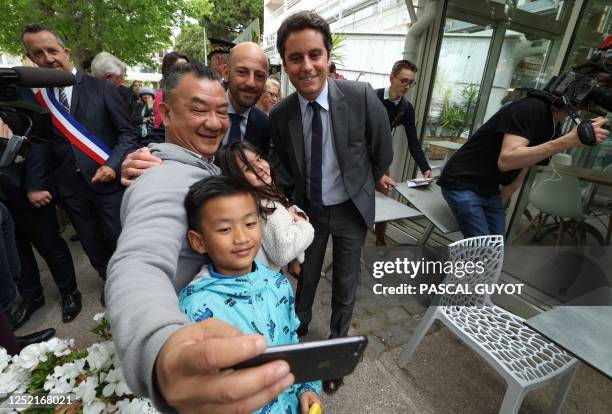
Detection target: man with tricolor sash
<box><xmin>19</xmin><ymin>23</ymin><xmax>138</xmax><ymax>305</ymax></box>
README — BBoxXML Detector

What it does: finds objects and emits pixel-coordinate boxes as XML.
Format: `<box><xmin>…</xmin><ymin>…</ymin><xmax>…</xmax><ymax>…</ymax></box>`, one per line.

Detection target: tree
<box><xmin>202</xmin><ymin>0</ymin><xmax>262</xmax><ymax>40</ymax></box>
<box><xmin>175</xmin><ymin>23</ymin><xmax>207</xmax><ymax>63</ymax></box>
<box><xmin>0</xmin><ymin>0</ymin><xmax>204</xmax><ymax>67</ymax></box>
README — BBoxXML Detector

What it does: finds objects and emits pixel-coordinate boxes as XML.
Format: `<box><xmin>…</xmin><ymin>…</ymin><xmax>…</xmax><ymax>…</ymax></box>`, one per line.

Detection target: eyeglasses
<box><xmin>264</xmin><ymin>91</ymin><xmax>279</xmax><ymax>99</ymax></box>
<box><xmin>398</xmin><ymin>78</ymin><xmax>416</xmax><ymax>86</ymax></box>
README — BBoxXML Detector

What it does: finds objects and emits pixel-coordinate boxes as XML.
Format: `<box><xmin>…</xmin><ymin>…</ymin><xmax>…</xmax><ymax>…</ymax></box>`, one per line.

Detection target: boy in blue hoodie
<box><xmin>178</xmin><ymin>176</ymin><xmax>323</xmax><ymax>414</ymax></box>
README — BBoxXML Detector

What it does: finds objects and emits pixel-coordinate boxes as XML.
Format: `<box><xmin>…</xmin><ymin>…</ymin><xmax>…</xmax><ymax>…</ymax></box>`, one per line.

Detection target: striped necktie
<box><xmin>58</xmin><ymin>87</ymin><xmax>70</xmax><ymax>112</ymax></box>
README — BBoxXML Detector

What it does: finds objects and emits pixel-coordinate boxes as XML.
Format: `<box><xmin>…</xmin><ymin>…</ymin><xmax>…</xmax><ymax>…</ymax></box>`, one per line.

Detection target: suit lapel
<box><xmin>287</xmin><ymin>94</ymin><xmax>305</xmax><ymax>177</ymax></box>
<box><xmin>328</xmin><ymin>79</ymin><xmax>348</xmax><ymax>173</ymax></box>
<box><xmin>70</xmin><ymin>70</ymin><xmax>84</xmax><ymax>116</ymax></box>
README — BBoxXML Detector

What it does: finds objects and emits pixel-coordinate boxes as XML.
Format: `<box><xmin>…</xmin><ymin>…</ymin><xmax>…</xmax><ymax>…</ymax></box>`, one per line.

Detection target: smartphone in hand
<box><xmin>233</xmin><ymin>336</ymin><xmax>368</xmax><ymax>383</ymax></box>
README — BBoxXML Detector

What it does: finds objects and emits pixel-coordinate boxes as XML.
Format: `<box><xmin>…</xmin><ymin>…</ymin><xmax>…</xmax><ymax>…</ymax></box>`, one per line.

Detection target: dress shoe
<box><xmin>16</xmin><ymin>328</ymin><xmax>56</xmax><ymax>348</ymax></box>
<box><xmin>296</xmin><ymin>323</ymin><xmax>308</xmax><ymax>337</ymax></box>
<box><xmin>323</xmin><ymin>377</ymin><xmax>344</xmax><ymax>394</ymax></box>
<box><xmin>62</xmin><ymin>290</ymin><xmax>82</xmax><ymax>323</ymax></box>
<box><xmin>10</xmin><ymin>296</ymin><xmax>45</xmax><ymax>329</ymax></box>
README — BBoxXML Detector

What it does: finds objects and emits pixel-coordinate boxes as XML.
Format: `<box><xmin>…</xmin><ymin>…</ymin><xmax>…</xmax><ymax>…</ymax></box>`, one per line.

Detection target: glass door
<box><xmin>421</xmin><ymin>18</ymin><xmax>494</xmax><ymax>175</ymax></box>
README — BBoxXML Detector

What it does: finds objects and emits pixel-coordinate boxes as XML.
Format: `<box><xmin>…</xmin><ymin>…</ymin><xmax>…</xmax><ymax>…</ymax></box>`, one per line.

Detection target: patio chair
<box><xmin>584</xmin><ymin>165</ymin><xmax>612</xmax><ymax>245</ymax></box>
<box><xmin>398</xmin><ymin>235</ymin><xmax>579</xmax><ymax>414</ymax></box>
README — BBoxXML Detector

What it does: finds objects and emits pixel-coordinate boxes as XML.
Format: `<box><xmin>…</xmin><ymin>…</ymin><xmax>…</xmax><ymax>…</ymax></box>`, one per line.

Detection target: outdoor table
<box><xmin>525</xmin><ymin>286</ymin><xmax>612</xmax><ymax>379</ymax></box>
<box><xmin>427</xmin><ymin>140</ymin><xmax>463</xmax><ymax>161</ymax></box>
<box><xmin>393</xmin><ymin>182</ymin><xmax>459</xmax><ymax>245</ymax></box>
<box><xmin>540</xmin><ymin>164</ymin><xmax>612</xmax><ymax>187</ymax></box>
<box><xmin>374</xmin><ymin>190</ymin><xmax>422</xmax><ymax>224</ymax></box>
<box><xmin>321</xmin><ymin>192</ymin><xmax>421</xmax><ymax>278</ymax></box>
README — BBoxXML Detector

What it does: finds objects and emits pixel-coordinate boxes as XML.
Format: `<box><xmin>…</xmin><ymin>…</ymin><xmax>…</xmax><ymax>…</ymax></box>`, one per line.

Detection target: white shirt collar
<box><xmin>384</xmin><ymin>87</ymin><xmax>402</xmax><ymax>105</ymax></box>
<box><xmin>298</xmin><ymin>79</ymin><xmax>329</xmax><ymax>115</ymax></box>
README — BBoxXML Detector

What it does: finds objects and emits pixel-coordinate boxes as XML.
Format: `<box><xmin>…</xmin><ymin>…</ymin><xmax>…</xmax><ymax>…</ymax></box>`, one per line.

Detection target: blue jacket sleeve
<box><xmin>402</xmin><ymin>102</ymin><xmax>431</xmax><ymax>173</ymax></box>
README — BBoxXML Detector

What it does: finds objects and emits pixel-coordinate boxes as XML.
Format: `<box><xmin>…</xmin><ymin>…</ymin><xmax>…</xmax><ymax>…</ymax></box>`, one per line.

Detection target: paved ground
<box><xmin>13</xmin><ymin>227</ymin><xmax>612</xmax><ymax>413</ymax></box>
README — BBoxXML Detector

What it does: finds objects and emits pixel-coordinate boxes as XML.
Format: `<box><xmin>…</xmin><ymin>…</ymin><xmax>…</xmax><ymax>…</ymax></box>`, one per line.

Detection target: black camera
<box><xmin>543</xmin><ymin>49</ymin><xmax>612</xmax><ymax>116</ymax></box>
<box><xmin>0</xmin><ymin>66</ymin><xmax>75</xmax><ymax>166</ymax></box>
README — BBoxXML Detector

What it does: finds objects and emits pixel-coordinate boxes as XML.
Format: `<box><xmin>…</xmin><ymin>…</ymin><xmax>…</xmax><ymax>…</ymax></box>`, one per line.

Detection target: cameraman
<box><xmin>437</xmin><ymin>95</ymin><xmax>609</xmax><ymax>238</ymax></box>
<box><xmin>0</xmin><ymin>119</ymin><xmax>55</xmax><ymax>353</ymax></box>
<box><xmin>0</xmin><ymin>112</ymin><xmax>79</xmax><ymax>328</ymax></box>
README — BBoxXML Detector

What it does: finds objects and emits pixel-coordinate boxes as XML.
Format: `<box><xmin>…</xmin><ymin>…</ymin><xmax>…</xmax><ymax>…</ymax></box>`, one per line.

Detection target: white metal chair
<box><xmin>399</xmin><ymin>235</ymin><xmax>579</xmax><ymax>414</ymax></box>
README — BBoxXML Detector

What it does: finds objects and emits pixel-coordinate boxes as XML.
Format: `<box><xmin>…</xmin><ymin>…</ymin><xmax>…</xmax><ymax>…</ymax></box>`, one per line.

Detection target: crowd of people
<box><xmin>0</xmin><ymin>8</ymin><xmax>608</xmax><ymax>414</ymax></box>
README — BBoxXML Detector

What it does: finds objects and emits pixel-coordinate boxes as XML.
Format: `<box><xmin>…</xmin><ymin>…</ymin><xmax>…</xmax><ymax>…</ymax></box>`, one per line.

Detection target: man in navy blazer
<box><xmin>20</xmin><ymin>24</ymin><xmax>137</xmax><ymax>296</ymax></box>
<box><xmin>221</xmin><ymin>42</ymin><xmax>270</xmax><ymax>154</ymax></box>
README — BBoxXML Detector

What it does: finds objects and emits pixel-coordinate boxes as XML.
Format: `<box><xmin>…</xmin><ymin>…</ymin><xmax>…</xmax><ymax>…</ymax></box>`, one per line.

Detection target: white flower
<box><xmin>74</xmin><ymin>376</ymin><xmax>99</xmax><ymax>404</ymax></box>
<box><xmin>86</xmin><ymin>342</ymin><xmax>114</xmax><ymax>372</ymax></box>
<box><xmin>115</xmin><ymin>398</ymin><xmax>159</xmax><ymax>414</ymax></box>
<box><xmin>45</xmin><ymin>337</ymin><xmax>73</xmax><ymax>357</ymax></box>
<box><xmin>0</xmin><ymin>364</ymin><xmax>29</xmax><ymax>396</ymax></box>
<box><xmin>93</xmin><ymin>312</ymin><xmax>106</xmax><ymax>322</ymax></box>
<box><xmin>44</xmin><ymin>358</ymin><xmax>86</xmax><ymax>394</ymax></box>
<box><xmin>102</xmin><ymin>367</ymin><xmax>131</xmax><ymax>397</ymax></box>
<box><xmin>83</xmin><ymin>398</ymin><xmax>106</xmax><ymax>414</ymax></box>
<box><xmin>0</xmin><ymin>348</ymin><xmax>10</xmax><ymax>373</ymax></box>
<box><xmin>12</xmin><ymin>343</ymin><xmax>48</xmax><ymax>371</ymax></box>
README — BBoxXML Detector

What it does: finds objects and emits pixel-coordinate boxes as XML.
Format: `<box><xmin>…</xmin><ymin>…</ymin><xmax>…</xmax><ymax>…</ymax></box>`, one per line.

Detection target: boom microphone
<box><xmin>0</xmin><ymin>66</ymin><xmax>76</xmax><ymax>87</ymax></box>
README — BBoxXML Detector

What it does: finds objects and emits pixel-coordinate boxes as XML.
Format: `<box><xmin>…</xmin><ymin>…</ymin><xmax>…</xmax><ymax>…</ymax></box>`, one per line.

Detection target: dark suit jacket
<box><xmin>18</xmin><ymin>71</ymin><xmax>138</xmax><ymax>196</ymax></box>
<box><xmin>270</xmin><ymin>79</ymin><xmax>393</xmax><ymax>228</ymax></box>
<box><xmin>244</xmin><ymin>106</ymin><xmax>270</xmax><ymax>154</ymax></box>
<box><xmin>0</xmin><ymin>141</ymin><xmax>53</xmax><ymax>208</ymax></box>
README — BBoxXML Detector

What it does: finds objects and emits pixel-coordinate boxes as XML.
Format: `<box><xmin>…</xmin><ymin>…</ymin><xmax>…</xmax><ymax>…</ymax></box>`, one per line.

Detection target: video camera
<box><xmin>530</xmin><ymin>36</ymin><xmax>612</xmax><ymax>145</ymax></box>
<box><xmin>0</xmin><ymin>66</ymin><xmax>75</xmax><ymax>166</ymax></box>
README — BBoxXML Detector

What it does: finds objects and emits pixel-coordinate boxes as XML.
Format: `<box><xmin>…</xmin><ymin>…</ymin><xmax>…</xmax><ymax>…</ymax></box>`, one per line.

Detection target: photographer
<box><xmin>0</xmin><ymin>108</ymin><xmax>79</xmax><ymax>327</ymax></box>
<box><xmin>437</xmin><ymin>95</ymin><xmax>609</xmax><ymax>238</ymax></box>
<box><xmin>0</xmin><ymin>119</ymin><xmax>56</xmax><ymax>353</ymax></box>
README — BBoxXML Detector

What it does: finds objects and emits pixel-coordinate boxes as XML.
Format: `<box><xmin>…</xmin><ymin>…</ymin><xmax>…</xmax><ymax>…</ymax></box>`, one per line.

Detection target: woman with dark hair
<box><xmin>130</xmin><ymin>80</ymin><xmax>142</xmax><ymax>100</ymax></box>
<box><xmin>153</xmin><ymin>51</ymin><xmax>190</xmax><ymax>128</ymax></box>
<box><xmin>217</xmin><ymin>142</ymin><xmax>314</xmax><ymax>273</ymax></box>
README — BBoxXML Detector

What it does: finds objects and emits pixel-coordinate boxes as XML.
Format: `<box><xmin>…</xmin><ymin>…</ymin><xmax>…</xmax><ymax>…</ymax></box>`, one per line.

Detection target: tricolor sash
<box><xmin>33</xmin><ymin>87</ymin><xmax>111</xmax><ymax>165</ymax></box>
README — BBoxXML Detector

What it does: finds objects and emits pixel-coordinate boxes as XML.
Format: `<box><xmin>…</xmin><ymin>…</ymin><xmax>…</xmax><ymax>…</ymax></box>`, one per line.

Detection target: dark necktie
<box><xmin>58</xmin><ymin>87</ymin><xmax>70</xmax><ymax>112</ymax></box>
<box><xmin>309</xmin><ymin>101</ymin><xmax>323</xmax><ymax>220</ymax></box>
<box><xmin>228</xmin><ymin>113</ymin><xmax>243</xmax><ymax>143</ymax></box>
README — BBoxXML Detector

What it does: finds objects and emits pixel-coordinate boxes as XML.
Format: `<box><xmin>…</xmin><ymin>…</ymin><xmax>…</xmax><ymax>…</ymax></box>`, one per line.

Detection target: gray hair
<box><xmin>91</xmin><ymin>52</ymin><xmax>126</xmax><ymax>78</ymax></box>
<box><xmin>265</xmin><ymin>78</ymin><xmax>280</xmax><ymax>90</ymax></box>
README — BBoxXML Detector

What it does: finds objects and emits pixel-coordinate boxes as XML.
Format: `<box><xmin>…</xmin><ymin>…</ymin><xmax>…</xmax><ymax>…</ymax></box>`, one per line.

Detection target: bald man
<box><xmin>221</xmin><ymin>42</ymin><xmax>271</xmax><ymax>154</ymax></box>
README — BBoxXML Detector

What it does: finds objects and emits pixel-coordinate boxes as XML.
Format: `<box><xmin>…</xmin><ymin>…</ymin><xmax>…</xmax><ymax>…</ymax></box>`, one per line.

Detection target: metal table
<box><xmin>525</xmin><ymin>286</ymin><xmax>612</xmax><ymax>379</ymax></box>
<box><xmin>393</xmin><ymin>182</ymin><xmax>459</xmax><ymax>245</ymax></box>
<box><xmin>374</xmin><ymin>191</ymin><xmax>421</xmax><ymax>224</ymax></box>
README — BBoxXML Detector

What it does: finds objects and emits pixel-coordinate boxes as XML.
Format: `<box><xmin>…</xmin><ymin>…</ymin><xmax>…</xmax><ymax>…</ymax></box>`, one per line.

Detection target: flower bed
<box><xmin>0</xmin><ymin>313</ymin><xmax>158</xmax><ymax>413</ymax></box>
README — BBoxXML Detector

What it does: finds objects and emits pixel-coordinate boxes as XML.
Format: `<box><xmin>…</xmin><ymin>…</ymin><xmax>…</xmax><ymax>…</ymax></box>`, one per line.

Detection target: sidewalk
<box><xmin>16</xmin><ymin>228</ymin><xmax>612</xmax><ymax>413</ymax></box>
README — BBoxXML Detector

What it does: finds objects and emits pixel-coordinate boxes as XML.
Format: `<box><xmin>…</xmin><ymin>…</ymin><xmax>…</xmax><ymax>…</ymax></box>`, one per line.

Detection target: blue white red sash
<box><xmin>33</xmin><ymin>87</ymin><xmax>111</xmax><ymax>165</ymax></box>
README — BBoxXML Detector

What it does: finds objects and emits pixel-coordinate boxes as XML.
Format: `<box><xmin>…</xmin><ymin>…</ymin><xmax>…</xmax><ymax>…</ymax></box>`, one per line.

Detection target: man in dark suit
<box><xmin>270</xmin><ymin>11</ymin><xmax>394</xmax><ymax>393</ymax></box>
<box><xmin>0</xmin><ymin>128</ymin><xmax>80</xmax><ymax>327</ymax></box>
<box><xmin>20</xmin><ymin>24</ymin><xmax>137</xmax><ymax>302</ymax></box>
<box><xmin>222</xmin><ymin>42</ymin><xmax>270</xmax><ymax>154</ymax></box>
